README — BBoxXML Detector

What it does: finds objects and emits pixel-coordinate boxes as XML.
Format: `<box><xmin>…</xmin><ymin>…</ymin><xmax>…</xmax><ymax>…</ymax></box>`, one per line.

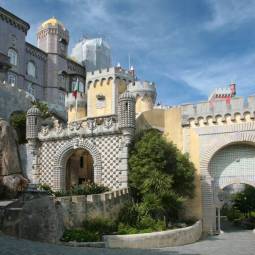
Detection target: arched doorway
<box><xmin>65</xmin><ymin>149</ymin><xmax>94</xmax><ymax>190</ymax></box>
<box><xmin>53</xmin><ymin>139</ymin><xmax>102</xmax><ymax>191</ymax></box>
<box><xmin>208</xmin><ymin>143</ymin><xmax>255</xmax><ymax>233</ymax></box>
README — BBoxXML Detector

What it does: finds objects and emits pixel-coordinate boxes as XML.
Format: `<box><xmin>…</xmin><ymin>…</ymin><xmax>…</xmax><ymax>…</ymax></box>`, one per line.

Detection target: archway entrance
<box><xmin>208</xmin><ymin>143</ymin><xmax>255</xmax><ymax>234</ymax></box>
<box><xmin>65</xmin><ymin>149</ymin><xmax>93</xmax><ymax>190</ymax></box>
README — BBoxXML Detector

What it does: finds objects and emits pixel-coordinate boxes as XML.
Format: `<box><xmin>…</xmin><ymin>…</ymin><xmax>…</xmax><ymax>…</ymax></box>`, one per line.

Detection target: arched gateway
<box><xmin>53</xmin><ymin>139</ymin><xmax>102</xmax><ymax>191</ymax></box>
<box><xmin>200</xmin><ymin>133</ymin><xmax>255</xmax><ymax>234</ymax></box>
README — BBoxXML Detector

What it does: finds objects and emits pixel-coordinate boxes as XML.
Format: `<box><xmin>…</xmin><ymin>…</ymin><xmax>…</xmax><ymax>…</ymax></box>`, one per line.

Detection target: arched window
<box><xmin>8</xmin><ymin>72</ymin><xmax>17</xmax><ymax>85</ymax></box>
<box><xmin>27</xmin><ymin>82</ymin><xmax>35</xmax><ymax>96</ymax></box>
<box><xmin>27</xmin><ymin>61</ymin><xmax>36</xmax><ymax>78</ymax></box>
<box><xmin>8</xmin><ymin>48</ymin><xmax>18</xmax><ymax>66</ymax></box>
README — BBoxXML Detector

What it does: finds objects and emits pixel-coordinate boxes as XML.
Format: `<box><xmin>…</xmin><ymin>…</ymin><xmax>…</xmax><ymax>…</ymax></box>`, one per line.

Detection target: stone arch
<box><xmin>53</xmin><ymin>138</ymin><xmax>102</xmax><ymax>191</ymax></box>
<box><xmin>200</xmin><ymin>132</ymin><xmax>255</xmax><ymax>234</ymax></box>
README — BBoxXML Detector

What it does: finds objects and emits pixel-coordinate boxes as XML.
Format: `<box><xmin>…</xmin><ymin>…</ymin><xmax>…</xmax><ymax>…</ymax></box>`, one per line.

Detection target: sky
<box><xmin>1</xmin><ymin>0</ymin><xmax>255</xmax><ymax>105</ymax></box>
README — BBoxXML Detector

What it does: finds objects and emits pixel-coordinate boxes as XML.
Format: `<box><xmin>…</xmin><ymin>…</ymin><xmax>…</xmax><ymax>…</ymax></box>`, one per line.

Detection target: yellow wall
<box><xmin>87</xmin><ymin>79</ymin><xmax>113</xmax><ymax>117</ymax></box>
<box><xmin>136</xmin><ymin>96</ymin><xmax>154</xmax><ymax>114</ymax></box>
<box><xmin>163</xmin><ymin>108</ymin><xmax>183</xmax><ymax>150</ymax></box>
<box><xmin>183</xmin><ymin>127</ymin><xmax>202</xmax><ymax>220</ymax></box>
<box><xmin>68</xmin><ymin>107</ymin><xmax>87</xmax><ymax>122</ymax></box>
<box><xmin>137</xmin><ymin>107</ymin><xmax>202</xmax><ymax>220</ymax></box>
<box><xmin>136</xmin><ymin>109</ymin><xmax>165</xmax><ymax>132</ymax></box>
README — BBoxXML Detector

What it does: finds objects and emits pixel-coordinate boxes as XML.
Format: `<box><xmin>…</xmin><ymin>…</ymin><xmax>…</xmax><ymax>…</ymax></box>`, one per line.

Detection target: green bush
<box><xmin>38</xmin><ymin>183</ymin><xmax>54</xmax><ymax>195</ymax></box>
<box><xmin>54</xmin><ymin>182</ymin><xmax>109</xmax><ymax>197</ymax></box>
<box><xmin>128</xmin><ymin>129</ymin><xmax>195</xmax><ymax>224</ymax></box>
<box><xmin>83</xmin><ymin>217</ymin><xmax>117</xmax><ymax>235</ymax></box>
<box><xmin>10</xmin><ymin>111</ymin><xmax>26</xmax><ymax>144</ymax></box>
<box><xmin>61</xmin><ymin>229</ymin><xmax>100</xmax><ymax>242</ymax></box>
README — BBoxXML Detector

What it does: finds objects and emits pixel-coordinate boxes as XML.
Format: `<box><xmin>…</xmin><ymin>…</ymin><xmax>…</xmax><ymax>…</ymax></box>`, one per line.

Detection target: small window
<box><xmin>125</xmin><ymin>102</ymin><xmax>129</xmax><ymax>111</ymax></box>
<box><xmin>27</xmin><ymin>82</ymin><xmax>35</xmax><ymax>96</ymax></box>
<box><xmin>80</xmin><ymin>156</ymin><xmax>84</xmax><ymax>168</ymax></box>
<box><xmin>58</xmin><ymin>92</ymin><xmax>65</xmax><ymax>106</ymax></box>
<box><xmin>27</xmin><ymin>61</ymin><xmax>36</xmax><ymax>78</ymax></box>
<box><xmin>8</xmin><ymin>73</ymin><xmax>17</xmax><ymax>85</ymax></box>
<box><xmin>8</xmin><ymin>48</ymin><xmax>18</xmax><ymax>66</ymax></box>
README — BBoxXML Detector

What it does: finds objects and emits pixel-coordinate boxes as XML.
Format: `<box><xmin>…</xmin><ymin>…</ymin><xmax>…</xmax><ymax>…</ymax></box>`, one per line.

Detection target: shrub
<box><xmin>38</xmin><ymin>183</ymin><xmax>54</xmax><ymax>195</ymax></box>
<box><xmin>83</xmin><ymin>217</ymin><xmax>117</xmax><ymax>235</ymax></box>
<box><xmin>61</xmin><ymin>229</ymin><xmax>100</xmax><ymax>242</ymax></box>
<box><xmin>10</xmin><ymin>111</ymin><xmax>26</xmax><ymax>144</ymax></box>
<box><xmin>54</xmin><ymin>182</ymin><xmax>109</xmax><ymax>197</ymax></box>
<box><xmin>128</xmin><ymin>129</ymin><xmax>195</xmax><ymax>224</ymax></box>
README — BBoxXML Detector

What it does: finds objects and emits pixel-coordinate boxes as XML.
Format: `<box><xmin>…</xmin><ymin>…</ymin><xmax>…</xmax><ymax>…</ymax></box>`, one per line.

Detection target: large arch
<box><xmin>200</xmin><ymin>132</ymin><xmax>255</xmax><ymax>234</ymax></box>
<box><xmin>53</xmin><ymin>138</ymin><xmax>102</xmax><ymax>191</ymax></box>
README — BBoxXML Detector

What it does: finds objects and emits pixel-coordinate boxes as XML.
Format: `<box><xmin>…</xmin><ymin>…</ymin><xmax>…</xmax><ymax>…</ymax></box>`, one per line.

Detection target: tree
<box><xmin>128</xmin><ymin>129</ymin><xmax>195</xmax><ymax>223</ymax></box>
<box><xmin>10</xmin><ymin>111</ymin><xmax>27</xmax><ymax>144</ymax></box>
<box><xmin>232</xmin><ymin>185</ymin><xmax>255</xmax><ymax>217</ymax></box>
<box><xmin>31</xmin><ymin>100</ymin><xmax>52</xmax><ymax>119</ymax></box>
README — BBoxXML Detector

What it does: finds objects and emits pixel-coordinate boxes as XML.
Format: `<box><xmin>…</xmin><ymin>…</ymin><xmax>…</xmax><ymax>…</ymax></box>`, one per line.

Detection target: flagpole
<box><xmin>75</xmin><ymin>78</ymin><xmax>78</xmax><ymax>121</ymax></box>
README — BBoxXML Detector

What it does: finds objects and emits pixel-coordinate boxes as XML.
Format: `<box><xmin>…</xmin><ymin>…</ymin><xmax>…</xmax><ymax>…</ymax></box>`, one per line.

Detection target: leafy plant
<box><xmin>128</xmin><ymin>129</ymin><xmax>195</xmax><ymax>224</ymax></box>
<box><xmin>61</xmin><ymin>229</ymin><xmax>100</xmax><ymax>242</ymax></box>
<box><xmin>10</xmin><ymin>111</ymin><xmax>27</xmax><ymax>144</ymax></box>
<box><xmin>31</xmin><ymin>100</ymin><xmax>52</xmax><ymax>119</ymax></box>
<box><xmin>54</xmin><ymin>182</ymin><xmax>109</xmax><ymax>197</ymax></box>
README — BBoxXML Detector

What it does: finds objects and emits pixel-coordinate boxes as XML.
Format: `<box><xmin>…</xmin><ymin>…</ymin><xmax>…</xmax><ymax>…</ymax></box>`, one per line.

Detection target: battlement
<box><xmin>86</xmin><ymin>66</ymin><xmax>135</xmax><ymax>85</ymax></box>
<box><xmin>128</xmin><ymin>80</ymin><xmax>157</xmax><ymax>101</ymax></box>
<box><xmin>181</xmin><ymin>95</ymin><xmax>255</xmax><ymax>126</ymax></box>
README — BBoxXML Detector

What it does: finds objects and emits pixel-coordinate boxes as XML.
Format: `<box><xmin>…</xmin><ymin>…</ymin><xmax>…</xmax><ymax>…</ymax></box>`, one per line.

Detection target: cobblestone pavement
<box><xmin>0</xmin><ymin>229</ymin><xmax>254</xmax><ymax>255</ymax></box>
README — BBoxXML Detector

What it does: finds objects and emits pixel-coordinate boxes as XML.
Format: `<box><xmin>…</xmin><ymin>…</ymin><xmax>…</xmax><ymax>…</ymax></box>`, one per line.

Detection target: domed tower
<box><xmin>65</xmin><ymin>89</ymin><xmax>87</xmax><ymax>122</ymax></box>
<box><xmin>26</xmin><ymin>105</ymin><xmax>41</xmax><ymax>144</ymax></box>
<box><xmin>128</xmin><ymin>80</ymin><xmax>157</xmax><ymax>115</ymax></box>
<box><xmin>37</xmin><ymin>17</ymin><xmax>69</xmax><ymax>56</ymax></box>
<box><xmin>118</xmin><ymin>91</ymin><xmax>136</xmax><ymax>142</ymax></box>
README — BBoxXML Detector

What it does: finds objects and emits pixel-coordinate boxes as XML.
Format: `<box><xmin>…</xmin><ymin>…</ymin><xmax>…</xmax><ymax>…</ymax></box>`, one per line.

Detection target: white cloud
<box><xmin>205</xmin><ymin>0</ymin><xmax>255</xmax><ymax>30</ymax></box>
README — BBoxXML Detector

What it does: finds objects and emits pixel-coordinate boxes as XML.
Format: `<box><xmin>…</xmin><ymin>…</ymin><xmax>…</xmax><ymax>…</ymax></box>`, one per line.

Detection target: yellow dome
<box><xmin>41</xmin><ymin>17</ymin><xmax>65</xmax><ymax>29</ymax></box>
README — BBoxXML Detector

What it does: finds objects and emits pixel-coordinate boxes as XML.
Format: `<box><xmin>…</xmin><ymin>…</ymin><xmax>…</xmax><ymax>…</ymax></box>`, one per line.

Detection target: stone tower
<box><xmin>37</xmin><ymin>18</ymin><xmax>69</xmax><ymax>105</ymax></box>
<box><xmin>118</xmin><ymin>91</ymin><xmax>135</xmax><ymax>188</ymax></box>
<box><xmin>37</xmin><ymin>17</ymin><xmax>69</xmax><ymax>56</ymax></box>
<box><xmin>26</xmin><ymin>105</ymin><xmax>41</xmax><ymax>185</ymax></box>
<box><xmin>128</xmin><ymin>80</ymin><xmax>157</xmax><ymax>115</ymax></box>
<box><xmin>118</xmin><ymin>91</ymin><xmax>136</xmax><ymax>143</ymax></box>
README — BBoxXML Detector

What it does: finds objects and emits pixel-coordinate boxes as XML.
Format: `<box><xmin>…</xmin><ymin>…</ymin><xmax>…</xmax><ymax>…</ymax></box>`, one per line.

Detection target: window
<box><xmin>27</xmin><ymin>82</ymin><xmax>35</xmax><ymax>96</ymax></box>
<box><xmin>58</xmin><ymin>92</ymin><xmax>65</xmax><ymax>105</ymax></box>
<box><xmin>27</xmin><ymin>61</ymin><xmax>36</xmax><ymax>78</ymax></box>
<box><xmin>8</xmin><ymin>73</ymin><xmax>17</xmax><ymax>85</ymax></box>
<box><xmin>8</xmin><ymin>48</ymin><xmax>18</xmax><ymax>66</ymax></box>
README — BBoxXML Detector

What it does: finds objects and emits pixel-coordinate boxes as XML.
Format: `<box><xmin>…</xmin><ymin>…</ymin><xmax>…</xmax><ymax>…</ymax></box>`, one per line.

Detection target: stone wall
<box><xmin>56</xmin><ymin>188</ymin><xmax>129</xmax><ymax>228</ymax></box>
<box><xmin>104</xmin><ymin>220</ymin><xmax>202</xmax><ymax>249</ymax></box>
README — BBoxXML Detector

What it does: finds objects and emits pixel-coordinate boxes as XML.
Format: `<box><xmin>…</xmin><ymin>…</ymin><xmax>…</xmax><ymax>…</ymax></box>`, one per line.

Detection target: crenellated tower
<box><xmin>128</xmin><ymin>80</ymin><xmax>157</xmax><ymax>115</ymax></box>
<box><xmin>86</xmin><ymin>65</ymin><xmax>135</xmax><ymax>118</ymax></box>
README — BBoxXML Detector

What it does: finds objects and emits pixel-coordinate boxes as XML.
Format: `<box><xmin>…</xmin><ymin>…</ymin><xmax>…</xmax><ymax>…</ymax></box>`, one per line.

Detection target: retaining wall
<box><xmin>104</xmin><ymin>220</ymin><xmax>202</xmax><ymax>249</ymax></box>
<box><xmin>56</xmin><ymin>188</ymin><xmax>129</xmax><ymax>228</ymax></box>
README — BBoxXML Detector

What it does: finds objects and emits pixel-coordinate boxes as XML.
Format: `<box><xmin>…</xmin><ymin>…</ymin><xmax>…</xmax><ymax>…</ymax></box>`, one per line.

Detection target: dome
<box><xmin>27</xmin><ymin>105</ymin><xmax>41</xmax><ymax>116</ymax></box>
<box><xmin>119</xmin><ymin>91</ymin><xmax>135</xmax><ymax>100</ymax></box>
<box><xmin>41</xmin><ymin>17</ymin><xmax>65</xmax><ymax>30</ymax></box>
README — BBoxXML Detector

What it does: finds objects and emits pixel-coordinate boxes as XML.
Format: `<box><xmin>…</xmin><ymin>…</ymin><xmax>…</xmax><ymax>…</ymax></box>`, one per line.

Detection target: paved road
<box><xmin>0</xmin><ymin>229</ymin><xmax>254</xmax><ymax>255</ymax></box>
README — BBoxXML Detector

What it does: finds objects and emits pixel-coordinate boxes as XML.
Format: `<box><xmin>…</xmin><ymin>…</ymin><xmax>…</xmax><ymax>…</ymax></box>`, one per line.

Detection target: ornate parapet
<box><xmin>181</xmin><ymin>96</ymin><xmax>255</xmax><ymax>127</ymax></box>
<box><xmin>38</xmin><ymin>115</ymin><xmax>119</xmax><ymax>141</ymax></box>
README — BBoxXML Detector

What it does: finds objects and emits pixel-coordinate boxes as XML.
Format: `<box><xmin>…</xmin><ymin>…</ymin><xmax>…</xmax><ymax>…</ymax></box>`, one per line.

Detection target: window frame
<box><xmin>8</xmin><ymin>48</ymin><xmax>18</xmax><ymax>66</ymax></box>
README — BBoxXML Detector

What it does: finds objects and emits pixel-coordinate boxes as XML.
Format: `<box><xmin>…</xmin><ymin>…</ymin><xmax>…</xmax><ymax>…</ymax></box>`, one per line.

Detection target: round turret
<box><xmin>118</xmin><ymin>91</ymin><xmax>136</xmax><ymax>130</ymax></box>
<box><xmin>128</xmin><ymin>80</ymin><xmax>157</xmax><ymax>114</ymax></box>
<box><xmin>26</xmin><ymin>105</ymin><xmax>41</xmax><ymax>141</ymax></box>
